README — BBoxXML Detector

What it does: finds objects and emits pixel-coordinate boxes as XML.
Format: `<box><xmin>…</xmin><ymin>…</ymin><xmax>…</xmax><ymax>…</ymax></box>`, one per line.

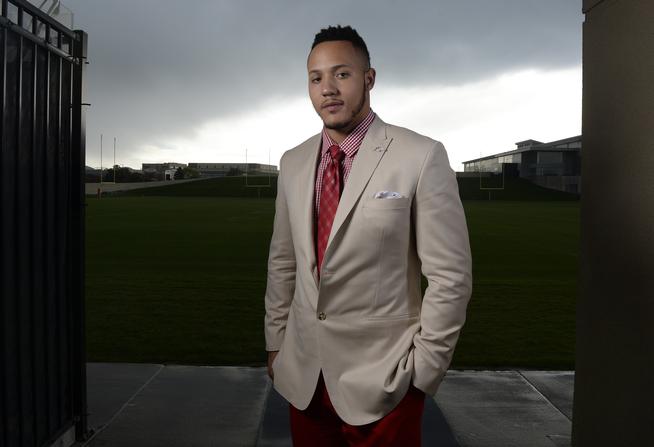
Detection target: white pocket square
<box><xmin>373</xmin><ymin>190</ymin><xmax>404</xmax><ymax>199</ymax></box>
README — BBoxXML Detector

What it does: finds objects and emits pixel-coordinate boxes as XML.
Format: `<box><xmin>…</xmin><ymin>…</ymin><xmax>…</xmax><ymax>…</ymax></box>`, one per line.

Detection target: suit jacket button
<box><xmin>318</xmin><ymin>312</ymin><xmax>326</xmax><ymax>320</ymax></box>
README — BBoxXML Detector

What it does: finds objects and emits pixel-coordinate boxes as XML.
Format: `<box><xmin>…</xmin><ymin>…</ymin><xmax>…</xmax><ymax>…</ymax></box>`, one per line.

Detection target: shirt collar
<box><xmin>321</xmin><ymin>109</ymin><xmax>377</xmax><ymax>158</ymax></box>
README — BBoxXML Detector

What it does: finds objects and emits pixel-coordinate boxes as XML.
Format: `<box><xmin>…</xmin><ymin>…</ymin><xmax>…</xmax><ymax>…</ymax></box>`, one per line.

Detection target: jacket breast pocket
<box><xmin>361</xmin><ymin>196</ymin><xmax>413</xmax><ymax>316</ymax></box>
<box><xmin>361</xmin><ymin>197</ymin><xmax>411</xmax><ymax>233</ymax></box>
<box><xmin>361</xmin><ymin>196</ymin><xmax>411</xmax><ymax>210</ymax></box>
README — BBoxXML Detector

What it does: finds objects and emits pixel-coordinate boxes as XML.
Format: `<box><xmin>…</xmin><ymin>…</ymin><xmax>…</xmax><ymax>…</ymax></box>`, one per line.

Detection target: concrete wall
<box><xmin>85</xmin><ymin>178</ymin><xmax>206</xmax><ymax>195</ymax></box>
<box><xmin>528</xmin><ymin>175</ymin><xmax>580</xmax><ymax>194</ymax></box>
<box><xmin>573</xmin><ymin>1</ymin><xmax>654</xmax><ymax>445</ymax></box>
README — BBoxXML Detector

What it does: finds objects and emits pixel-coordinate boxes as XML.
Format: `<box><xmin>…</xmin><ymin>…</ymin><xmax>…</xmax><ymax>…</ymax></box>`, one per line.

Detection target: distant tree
<box><xmin>182</xmin><ymin>166</ymin><xmax>200</xmax><ymax>178</ymax></box>
<box><xmin>93</xmin><ymin>166</ymin><xmax>145</xmax><ymax>183</ymax></box>
<box><xmin>127</xmin><ymin>171</ymin><xmax>144</xmax><ymax>182</ymax></box>
<box><xmin>174</xmin><ymin>166</ymin><xmax>185</xmax><ymax>180</ymax></box>
<box><xmin>85</xmin><ymin>171</ymin><xmax>100</xmax><ymax>183</ymax></box>
<box><xmin>103</xmin><ymin>168</ymin><xmax>115</xmax><ymax>182</ymax></box>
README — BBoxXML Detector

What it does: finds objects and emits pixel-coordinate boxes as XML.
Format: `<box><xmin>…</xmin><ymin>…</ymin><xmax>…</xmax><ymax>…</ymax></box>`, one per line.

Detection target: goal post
<box><xmin>244</xmin><ymin>148</ymin><xmax>275</xmax><ymax>198</ymax></box>
<box><xmin>244</xmin><ymin>147</ymin><xmax>273</xmax><ymax>187</ymax></box>
<box><xmin>478</xmin><ymin>161</ymin><xmax>505</xmax><ymax>200</ymax></box>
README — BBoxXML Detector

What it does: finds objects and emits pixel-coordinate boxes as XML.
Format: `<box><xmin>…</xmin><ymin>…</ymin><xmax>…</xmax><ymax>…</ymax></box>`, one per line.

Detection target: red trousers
<box><xmin>289</xmin><ymin>371</ymin><xmax>425</xmax><ymax>447</ymax></box>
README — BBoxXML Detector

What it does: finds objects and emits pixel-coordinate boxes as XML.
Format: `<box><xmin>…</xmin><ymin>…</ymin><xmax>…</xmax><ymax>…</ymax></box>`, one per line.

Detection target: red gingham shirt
<box><xmin>314</xmin><ymin>109</ymin><xmax>377</xmax><ymax>219</ymax></box>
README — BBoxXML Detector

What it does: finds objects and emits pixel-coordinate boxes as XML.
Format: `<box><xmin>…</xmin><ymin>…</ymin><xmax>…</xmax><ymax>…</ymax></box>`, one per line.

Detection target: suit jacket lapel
<box><xmin>326</xmin><ymin>116</ymin><xmax>392</xmax><ymax>261</ymax></box>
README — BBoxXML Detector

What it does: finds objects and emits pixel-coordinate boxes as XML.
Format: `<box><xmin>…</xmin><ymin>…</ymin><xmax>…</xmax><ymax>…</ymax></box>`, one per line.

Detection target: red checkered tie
<box><xmin>316</xmin><ymin>144</ymin><xmax>345</xmax><ymax>277</ymax></box>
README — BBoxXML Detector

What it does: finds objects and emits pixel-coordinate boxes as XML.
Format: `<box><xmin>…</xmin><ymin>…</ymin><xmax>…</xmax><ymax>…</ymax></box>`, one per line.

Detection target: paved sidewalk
<box><xmin>80</xmin><ymin>363</ymin><xmax>573</xmax><ymax>447</ymax></box>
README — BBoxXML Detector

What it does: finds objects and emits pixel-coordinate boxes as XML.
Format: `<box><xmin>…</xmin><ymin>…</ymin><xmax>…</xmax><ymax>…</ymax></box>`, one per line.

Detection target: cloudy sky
<box><xmin>65</xmin><ymin>0</ymin><xmax>583</xmax><ymax>172</ymax></box>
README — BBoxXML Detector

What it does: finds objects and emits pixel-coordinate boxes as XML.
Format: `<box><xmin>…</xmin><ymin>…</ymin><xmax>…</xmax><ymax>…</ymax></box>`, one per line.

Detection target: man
<box><xmin>263</xmin><ymin>25</ymin><xmax>472</xmax><ymax>446</ymax></box>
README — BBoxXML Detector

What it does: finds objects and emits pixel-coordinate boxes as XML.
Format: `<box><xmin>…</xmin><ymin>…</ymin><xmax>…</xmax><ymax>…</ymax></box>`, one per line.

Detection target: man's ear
<box><xmin>366</xmin><ymin>68</ymin><xmax>376</xmax><ymax>90</ymax></box>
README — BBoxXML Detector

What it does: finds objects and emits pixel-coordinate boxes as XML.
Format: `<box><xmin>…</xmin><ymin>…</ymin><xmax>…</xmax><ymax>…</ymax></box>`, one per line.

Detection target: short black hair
<box><xmin>310</xmin><ymin>25</ymin><xmax>371</xmax><ymax>69</ymax></box>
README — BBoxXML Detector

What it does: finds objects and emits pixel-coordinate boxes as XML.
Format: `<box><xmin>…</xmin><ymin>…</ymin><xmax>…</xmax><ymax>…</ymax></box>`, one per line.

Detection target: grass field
<box><xmin>86</xmin><ymin>189</ymin><xmax>578</xmax><ymax>369</ymax></box>
<box><xmin>114</xmin><ymin>173</ymin><xmax>579</xmax><ymax>202</ymax></box>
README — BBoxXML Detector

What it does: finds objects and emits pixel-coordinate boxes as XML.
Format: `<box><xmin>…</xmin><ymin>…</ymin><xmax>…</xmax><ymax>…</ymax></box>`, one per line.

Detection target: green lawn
<box><xmin>455</xmin><ymin>200</ymin><xmax>578</xmax><ymax>369</ymax></box>
<box><xmin>85</xmin><ymin>196</ymin><xmax>578</xmax><ymax>369</ymax></box>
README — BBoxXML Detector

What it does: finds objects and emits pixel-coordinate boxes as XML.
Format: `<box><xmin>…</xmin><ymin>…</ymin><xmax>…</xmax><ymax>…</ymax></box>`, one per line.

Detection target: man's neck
<box><xmin>324</xmin><ymin>109</ymin><xmax>370</xmax><ymax>144</ymax></box>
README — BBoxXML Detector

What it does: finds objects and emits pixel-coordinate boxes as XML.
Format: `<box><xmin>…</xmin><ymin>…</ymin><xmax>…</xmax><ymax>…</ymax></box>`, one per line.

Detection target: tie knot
<box><xmin>329</xmin><ymin>144</ymin><xmax>345</xmax><ymax>162</ymax></box>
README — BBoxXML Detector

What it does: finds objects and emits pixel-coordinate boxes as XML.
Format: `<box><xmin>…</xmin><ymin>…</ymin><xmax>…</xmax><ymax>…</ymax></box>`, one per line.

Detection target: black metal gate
<box><xmin>1</xmin><ymin>0</ymin><xmax>88</xmax><ymax>445</ymax></box>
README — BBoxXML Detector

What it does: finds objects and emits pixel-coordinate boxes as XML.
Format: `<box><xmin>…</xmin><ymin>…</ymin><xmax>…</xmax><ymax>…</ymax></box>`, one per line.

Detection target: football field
<box><xmin>86</xmin><ymin>195</ymin><xmax>578</xmax><ymax>369</ymax></box>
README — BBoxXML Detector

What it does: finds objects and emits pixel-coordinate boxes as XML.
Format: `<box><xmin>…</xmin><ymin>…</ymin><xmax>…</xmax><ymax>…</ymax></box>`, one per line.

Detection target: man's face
<box><xmin>307</xmin><ymin>40</ymin><xmax>376</xmax><ymax>133</ymax></box>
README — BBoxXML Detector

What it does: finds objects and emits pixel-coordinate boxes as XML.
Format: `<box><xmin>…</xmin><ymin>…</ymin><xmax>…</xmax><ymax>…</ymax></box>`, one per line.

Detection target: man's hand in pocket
<box><xmin>267</xmin><ymin>351</ymin><xmax>279</xmax><ymax>380</ymax></box>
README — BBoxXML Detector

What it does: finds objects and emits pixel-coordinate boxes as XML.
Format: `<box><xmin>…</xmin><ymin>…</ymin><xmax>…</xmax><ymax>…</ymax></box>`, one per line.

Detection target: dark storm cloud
<box><xmin>64</xmin><ymin>0</ymin><xmax>582</xmax><ymax>163</ymax></box>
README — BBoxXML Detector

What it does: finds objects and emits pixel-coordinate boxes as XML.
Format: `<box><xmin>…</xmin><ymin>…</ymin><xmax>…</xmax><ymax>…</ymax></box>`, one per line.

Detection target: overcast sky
<box><xmin>65</xmin><ymin>0</ymin><xmax>583</xmax><ymax>172</ymax></box>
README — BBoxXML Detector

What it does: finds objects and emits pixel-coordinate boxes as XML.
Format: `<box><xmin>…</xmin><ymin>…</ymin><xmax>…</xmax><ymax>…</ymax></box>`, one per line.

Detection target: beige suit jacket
<box><xmin>264</xmin><ymin>114</ymin><xmax>472</xmax><ymax>426</ymax></box>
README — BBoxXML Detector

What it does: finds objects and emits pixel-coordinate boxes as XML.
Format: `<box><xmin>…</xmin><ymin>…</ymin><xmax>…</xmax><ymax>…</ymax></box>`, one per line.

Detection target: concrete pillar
<box><xmin>573</xmin><ymin>1</ymin><xmax>654</xmax><ymax>445</ymax></box>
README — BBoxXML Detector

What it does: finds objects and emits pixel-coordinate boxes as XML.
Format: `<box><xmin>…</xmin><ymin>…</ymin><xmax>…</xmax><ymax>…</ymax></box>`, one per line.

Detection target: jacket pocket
<box><xmin>361</xmin><ymin>196</ymin><xmax>411</xmax><ymax>209</ymax></box>
<box><xmin>363</xmin><ymin>313</ymin><xmax>419</xmax><ymax>323</ymax></box>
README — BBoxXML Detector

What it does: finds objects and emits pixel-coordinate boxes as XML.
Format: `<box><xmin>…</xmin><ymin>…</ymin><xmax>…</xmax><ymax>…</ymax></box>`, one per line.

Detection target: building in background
<box><xmin>187</xmin><ymin>162</ymin><xmax>278</xmax><ymax>177</ymax></box>
<box><xmin>462</xmin><ymin>135</ymin><xmax>581</xmax><ymax>194</ymax></box>
<box><xmin>142</xmin><ymin>162</ymin><xmax>187</xmax><ymax>176</ymax></box>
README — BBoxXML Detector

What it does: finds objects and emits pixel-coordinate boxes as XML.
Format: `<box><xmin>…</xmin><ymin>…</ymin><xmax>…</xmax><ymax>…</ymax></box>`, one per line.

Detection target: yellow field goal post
<box><xmin>244</xmin><ymin>148</ymin><xmax>273</xmax><ymax>197</ymax></box>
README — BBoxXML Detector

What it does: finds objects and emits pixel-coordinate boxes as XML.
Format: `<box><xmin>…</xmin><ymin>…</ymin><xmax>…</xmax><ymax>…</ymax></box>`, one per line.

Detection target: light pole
<box><xmin>100</xmin><ymin>133</ymin><xmax>103</xmax><ymax>184</ymax></box>
<box><xmin>113</xmin><ymin>137</ymin><xmax>116</xmax><ymax>183</ymax></box>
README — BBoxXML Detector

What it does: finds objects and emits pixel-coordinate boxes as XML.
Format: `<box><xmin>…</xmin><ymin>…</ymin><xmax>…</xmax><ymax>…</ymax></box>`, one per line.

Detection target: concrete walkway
<box><xmin>80</xmin><ymin>363</ymin><xmax>573</xmax><ymax>447</ymax></box>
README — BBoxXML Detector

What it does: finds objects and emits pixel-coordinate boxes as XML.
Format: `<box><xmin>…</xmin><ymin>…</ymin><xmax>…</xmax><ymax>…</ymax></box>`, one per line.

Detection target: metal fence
<box><xmin>1</xmin><ymin>0</ymin><xmax>88</xmax><ymax>445</ymax></box>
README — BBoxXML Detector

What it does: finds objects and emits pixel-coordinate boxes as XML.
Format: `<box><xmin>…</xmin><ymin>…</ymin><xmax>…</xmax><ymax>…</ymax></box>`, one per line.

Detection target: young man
<box><xmin>263</xmin><ymin>25</ymin><xmax>472</xmax><ymax>446</ymax></box>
